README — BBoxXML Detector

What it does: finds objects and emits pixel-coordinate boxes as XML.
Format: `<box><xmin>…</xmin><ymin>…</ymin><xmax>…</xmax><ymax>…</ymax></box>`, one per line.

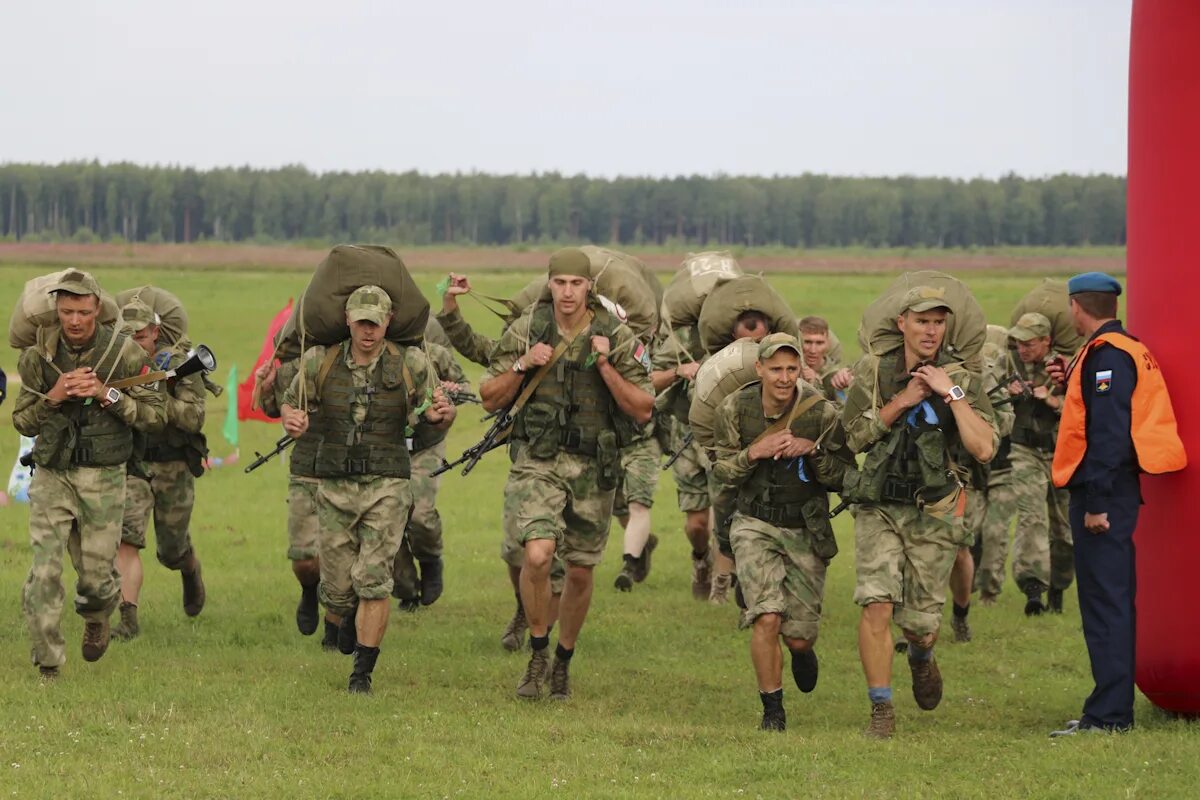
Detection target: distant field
<box><xmin>0</xmin><ymin>263</ymin><xmax>1193</xmax><ymax>800</ymax></box>
<box><xmin>0</xmin><ymin>241</ymin><xmax>1125</xmax><ymax>275</ymax></box>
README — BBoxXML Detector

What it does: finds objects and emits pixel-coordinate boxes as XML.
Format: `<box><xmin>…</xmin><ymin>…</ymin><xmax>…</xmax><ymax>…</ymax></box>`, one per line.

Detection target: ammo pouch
<box><xmin>595</xmin><ymin>430</ymin><xmax>622</xmax><ymax>492</ymax></box>
<box><xmin>840</xmin><ymin>442</ymin><xmax>892</xmax><ymax>504</ymax></box>
<box><xmin>31</xmin><ymin>414</ymin><xmax>77</xmax><ymax>471</ymax></box>
<box><xmin>801</xmin><ymin>498</ymin><xmax>839</xmax><ymax>561</ymax></box>
<box><xmin>519</xmin><ymin>401</ymin><xmax>561</xmax><ymax>460</ymax></box>
<box><xmin>183</xmin><ymin>432</ymin><xmax>209</xmax><ymax>478</ymax></box>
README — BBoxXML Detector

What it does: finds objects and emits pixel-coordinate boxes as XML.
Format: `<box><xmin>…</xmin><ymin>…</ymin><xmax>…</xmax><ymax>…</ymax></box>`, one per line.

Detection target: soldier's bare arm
<box><xmin>593</xmin><ymin>329</ymin><xmax>653</xmax><ymax>424</ymax></box>
<box><xmin>913</xmin><ymin>365</ymin><xmax>996</xmax><ymax>463</ymax></box>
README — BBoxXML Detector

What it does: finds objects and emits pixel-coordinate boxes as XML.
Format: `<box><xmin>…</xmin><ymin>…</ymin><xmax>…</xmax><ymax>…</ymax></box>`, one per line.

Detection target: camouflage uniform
<box><xmin>652</xmin><ymin>326</ymin><xmax>719</xmax><ymax>513</ymax></box>
<box><xmin>13</xmin><ymin>320</ymin><xmax>165</xmax><ymax>670</ymax></box>
<box><xmin>283</xmin><ymin>339</ymin><xmax>437</xmax><ymax>616</ymax></box>
<box><xmin>121</xmin><ymin>340</ymin><xmax>206</xmax><ymax>570</ymax></box>
<box><xmin>843</xmin><ymin>350</ymin><xmax>998</xmax><ymax>637</ymax></box>
<box><xmin>1008</xmin><ymin>358</ymin><xmax>1074</xmax><ymax>594</ymax></box>
<box><xmin>261</xmin><ymin>358</ymin><xmax>321</xmax><ymax>563</ymax></box>
<box><xmin>712</xmin><ymin>380</ymin><xmax>852</xmax><ymax>640</ymax></box>
<box><xmin>487</xmin><ymin>301</ymin><xmax>652</xmax><ymax>568</ymax></box>
<box><xmin>971</xmin><ymin>342</ymin><xmax>1018</xmax><ymax>598</ymax></box>
<box><xmin>613</xmin><ymin>424</ymin><xmax>660</xmax><ymax>518</ymax></box>
<box><xmin>435</xmin><ymin>306</ymin><xmax>498</xmax><ymax>368</ymax></box>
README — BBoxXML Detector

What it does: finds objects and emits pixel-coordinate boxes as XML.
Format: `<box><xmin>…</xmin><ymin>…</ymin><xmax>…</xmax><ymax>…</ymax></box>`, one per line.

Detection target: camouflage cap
<box><xmin>757</xmin><ymin>332</ymin><xmax>802</xmax><ymax>361</ymax></box>
<box><xmin>547</xmin><ymin>247</ymin><xmax>591</xmax><ymax>279</ymax></box>
<box><xmin>48</xmin><ymin>268</ymin><xmax>101</xmax><ymax>299</ymax></box>
<box><xmin>120</xmin><ymin>298</ymin><xmax>159</xmax><ymax>333</ymax></box>
<box><xmin>901</xmin><ymin>286</ymin><xmax>953</xmax><ymax>314</ymax></box>
<box><xmin>1008</xmin><ymin>311</ymin><xmax>1052</xmax><ymax>341</ymax></box>
<box><xmin>346</xmin><ymin>285</ymin><xmax>393</xmax><ymax>325</ymax></box>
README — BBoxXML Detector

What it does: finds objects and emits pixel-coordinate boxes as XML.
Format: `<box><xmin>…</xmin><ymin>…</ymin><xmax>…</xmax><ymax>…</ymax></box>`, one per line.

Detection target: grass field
<box><xmin>0</xmin><ymin>261</ymin><xmax>1194</xmax><ymax>799</ymax></box>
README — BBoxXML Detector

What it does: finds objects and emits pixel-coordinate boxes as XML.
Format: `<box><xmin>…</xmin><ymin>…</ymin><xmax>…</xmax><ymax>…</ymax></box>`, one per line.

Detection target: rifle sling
<box><xmin>750</xmin><ymin>391</ymin><xmax>823</xmax><ymax>446</ymax></box>
<box><xmin>109</xmin><ymin>369</ymin><xmax>171</xmax><ymax>390</ymax></box>
<box><xmin>507</xmin><ymin>310</ymin><xmax>594</xmax><ymax>420</ymax></box>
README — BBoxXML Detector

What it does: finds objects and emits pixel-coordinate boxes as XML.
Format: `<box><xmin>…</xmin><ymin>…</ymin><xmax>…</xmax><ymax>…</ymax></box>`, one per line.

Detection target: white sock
<box><xmin>622</xmin><ymin>503</ymin><xmax>652</xmax><ymax>557</ymax></box>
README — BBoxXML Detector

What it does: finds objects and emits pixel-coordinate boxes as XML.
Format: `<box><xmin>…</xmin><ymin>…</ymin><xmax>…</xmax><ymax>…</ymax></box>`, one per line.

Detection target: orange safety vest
<box><xmin>1052</xmin><ymin>332</ymin><xmax>1187</xmax><ymax>488</ymax></box>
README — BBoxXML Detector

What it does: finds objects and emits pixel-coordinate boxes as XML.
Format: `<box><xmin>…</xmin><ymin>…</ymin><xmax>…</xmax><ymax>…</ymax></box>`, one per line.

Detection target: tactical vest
<box><xmin>731</xmin><ymin>384</ymin><xmax>827</xmax><ymax>527</ymax></box>
<box><xmin>1011</xmin><ymin>363</ymin><xmax>1059</xmax><ymax>452</ymax></box>
<box><xmin>274</xmin><ymin>359</ymin><xmax>319</xmax><ymax>477</ymax></box>
<box><xmin>857</xmin><ymin>351</ymin><xmax>960</xmax><ymax>504</ymax></box>
<box><xmin>512</xmin><ymin>302</ymin><xmax>629</xmax><ymax>457</ymax></box>
<box><xmin>310</xmin><ymin>343</ymin><xmax>412</xmax><ymax>479</ymax></box>
<box><xmin>141</xmin><ymin>346</ymin><xmax>208</xmax><ymax>471</ymax></box>
<box><xmin>34</xmin><ymin>324</ymin><xmax>134</xmax><ymax>468</ymax></box>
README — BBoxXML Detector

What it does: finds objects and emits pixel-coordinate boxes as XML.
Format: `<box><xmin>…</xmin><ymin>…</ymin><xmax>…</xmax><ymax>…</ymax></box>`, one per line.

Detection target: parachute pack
<box><xmin>116</xmin><ymin>285</ymin><xmax>189</xmax><ymax>345</ymax></box>
<box><xmin>687</xmin><ymin>338</ymin><xmax>761</xmax><ymax>449</ymax></box>
<box><xmin>1010</xmin><ymin>278</ymin><xmax>1082</xmax><ymax>355</ymax></box>
<box><xmin>697</xmin><ymin>275</ymin><xmax>799</xmax><ymax>355</ymax></box>
<box><xmin>8</xmin><ymin>270</ymin><xmax>121</xmax><ymax>349</ymax></box>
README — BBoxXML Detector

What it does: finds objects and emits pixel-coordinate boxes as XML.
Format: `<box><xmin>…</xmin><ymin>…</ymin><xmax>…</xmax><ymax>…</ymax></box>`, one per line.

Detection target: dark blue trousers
<box><xmin>1069</xmin><ymin>476</ymin><xmax>1140</xmax><ymax>730</ymax></box>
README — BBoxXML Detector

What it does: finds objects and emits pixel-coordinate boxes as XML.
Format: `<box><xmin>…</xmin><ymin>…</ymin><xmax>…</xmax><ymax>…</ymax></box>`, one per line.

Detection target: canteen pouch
<box><xmin>802</xmin><ymin>498</ymin><xmax>839</xmax><ymax>561</ymax></box>
<box><xmin>32</xmin><ymin>414</ymin><xmax>77</xmax><ymax>470</ymax></box>
<box><xmin>595</xmin><ymin>429</ymin><xmax>622</xmax><ymax>491</ymax></box>
<box><xmin>520</xmin><ymin>401</ymin><xmax>560</xmax><ymax>460</ymax></box>
<box><xmin>840</xmin><ymin>443</ymin><xmax>890</xmax><ymax>504</ymax></box>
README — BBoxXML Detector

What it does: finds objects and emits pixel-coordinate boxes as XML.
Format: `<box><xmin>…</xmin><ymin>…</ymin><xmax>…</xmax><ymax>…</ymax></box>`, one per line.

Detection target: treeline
<box><xmin>0</xmin><ymin>162</ymin><xmax>1125</xmax><ymax>249</ymax></box>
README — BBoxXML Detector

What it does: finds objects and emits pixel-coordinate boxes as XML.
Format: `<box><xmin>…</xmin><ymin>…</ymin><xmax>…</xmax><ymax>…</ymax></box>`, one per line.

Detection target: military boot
<box><xmin>691</xmin><ymin>549</ymin><xmax>714</xmax><ymax>600</ymax></box>
<box><xmin>296</xmin><ymin>583</ymin><xmax>319</xmax><ymax>635</ymax></box>
<box><xmin>1024</xmin><ymin>592</ymin><xmax>1046</xmax><ymax>616</ymax></box>
<box><xmin>348</xmin><ymin>645</ymin><xmax>379</xmax><ymax>694</ymax></box>
<box><xmin>1047</xmin><ymin>587</ymin><xmax>1064</xmax><ymax>614</ymax></box>
<box><xmin>500</xmin><ymin>598</ymin><xmax>528</xmax><ymax>652</ymax></box>
<box><xmin>113</xmin><ymin>602</ymin><xmax>140</xmax><ymax>641</ymax></box>
<box><xmin>337</xmin><ymin>606</ymin><xmax>358</xmax><ymax>655</ymax></box>
<box><xmin>321</xmin><ymin>619</ymin><xmax>339</xmax><ymax>651</ymax></box>
<box><xmin>951</xmin><ymin>614</ymin><xmax>972</xmax><ymax>643</ymax></box>
<box><xmin>418</xmin><ymin>558</ymin><xmax>444</xmax><ymax>607</ymax></box>
<box><xmin>709</xmin><ymin>572</ymin><xmax>732</xmax><ymax>605</ymax></box>
<box><xmin>631</xmin><ymin>533</ymin><xmax>658</xmax><ymax>583</ymax></box>
<box><xmin>516</xmin><ymin>647</ymin><xmax>550</xmax><ymax>700</ymax></box>
<box><xmin>864</xmin><ymin>701</ymin><xmax>896</xmax><ymax>739</ymax></box>
<box><xmin>791</xmin><ymin>648</ymin><xmax>818</xmax><ymax>693</ymax></box>
<box><xmin>82</xmin><ymin>618</ymin><xmax>111</xmax><ymax>662</ymax></box>
<box><xmin>38</xmin><ymin>665</ymin><xmax>60</xmax><ymax>682</ymax></box>
<box><xmin>759</xmin><ymin>690</ymin><xmax>786</xmax><ymax>732</ymax></box>
<box><xmin>548</xmin><ymin>656</ymin><xmax>571</xmax><ymax>701</ymax></box>
<box><xmin>614</xmin><ymin>556</ymin><xmax>636</xmax><ymax>592</ymax></box>
<box><xmin>180</xmin><ymin>554</ymin><xmax>206</xmax><ymax>617</ymax></box>
<box><xmin>909</xmin><ymin>652</ymin><xmax>943</xmax><ymax>710</ymax></box>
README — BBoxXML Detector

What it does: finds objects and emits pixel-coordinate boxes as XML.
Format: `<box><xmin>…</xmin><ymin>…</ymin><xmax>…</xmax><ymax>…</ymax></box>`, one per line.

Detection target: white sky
<box><xmin>1</xmin><ymin>0</ymin><xmax>1131</xmax><ymax>178</ymax></box>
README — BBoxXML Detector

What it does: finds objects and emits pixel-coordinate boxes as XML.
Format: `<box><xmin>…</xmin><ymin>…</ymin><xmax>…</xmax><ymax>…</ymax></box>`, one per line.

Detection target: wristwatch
<box><xmin>512</xmin><ymin>359</ymin><xmax>526</xmax><ymax>374</ymax></box>
<box><xmin>944</xmin><ymin>385</ymin><xmax>966</xmax><ymax>403</ymax></box>
<box><xmin>101</xmin><ymin>387</ymin><xmax>122</xmax><ymax>408</ymax></box>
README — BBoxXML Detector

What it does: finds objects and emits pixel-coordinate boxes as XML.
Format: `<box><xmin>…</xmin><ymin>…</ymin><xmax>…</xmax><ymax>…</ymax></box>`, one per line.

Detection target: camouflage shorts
<box><xmin>671</xmin><ymin>428</ymin><xmax>719</xmax><ymax>512</ymax></box>
<box><xmin>317</xmin><ymin>476</ymin><xmax>412</xmax><ymax>615</ymax></box>
<box><xmin>503</xmin><ymin>449</ymin><xmax>613</xmax><ymax>568</ymax></box>
<box><xmin>613</xmin><ymin>436</ymin><xmax>660</xmax><ymax>517</ymax></box>
<box><xmin>730</xmin><ymin>512</ymin><xmax>827</xmax><ymax>641</ymax></box>
<box><xmin>852</xmin><ymin>501</ymin><xmax>959</xmax><ymax>637</ymax></box>
<box><xmin>287</xmin><ymin>476</ymin><xmax>320</xmax><ymax>561</ymax></box>
<box><xmin>406</xmin><ymin>443</ymin><xmax>445</xmax><ymax>560</ymax></box>
<box><xmin>499</xmin><ymin>500</ymin><xmax>565</xmax><ymax>594</ymax></box>
<box><xmin>120</xmin><ymin>460</ymin><xmax>195</xmax><ymax>570</ymax></box>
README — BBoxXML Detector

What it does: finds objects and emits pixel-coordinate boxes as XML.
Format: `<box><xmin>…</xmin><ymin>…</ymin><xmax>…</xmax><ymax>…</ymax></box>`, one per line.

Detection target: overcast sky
<box><xmin>2</xmin><ymin>0</ymin><xmax>1130</xmax><ymax>179</ymax></box>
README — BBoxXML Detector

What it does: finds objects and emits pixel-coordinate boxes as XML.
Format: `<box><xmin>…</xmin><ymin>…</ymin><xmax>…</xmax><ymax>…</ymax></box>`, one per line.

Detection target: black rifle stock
<box><xmin>662</xmin><ymin>431</ymin><xmax>693</xmax><ymax>470</ymax></box>
<box><xmin>245</xmin><ymin>435</ymin><xmax>294</xmax><ymax>473</ymax></box>
<box><xmin>431</xmin><ymin>406</ymin><xmax>515</xmax><ymax>478</ymax></box>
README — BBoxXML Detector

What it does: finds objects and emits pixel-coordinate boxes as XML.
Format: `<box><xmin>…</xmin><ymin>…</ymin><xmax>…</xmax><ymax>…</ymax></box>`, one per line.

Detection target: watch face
<box><xmin>949</xmin><ymin>385</ymin><xmax>966</xmax><ymax>401</ymax></box>
<box><xmin>106</xmin><ymin>388</ymin><xmax>120</xmax><ymax>404</ymax></box>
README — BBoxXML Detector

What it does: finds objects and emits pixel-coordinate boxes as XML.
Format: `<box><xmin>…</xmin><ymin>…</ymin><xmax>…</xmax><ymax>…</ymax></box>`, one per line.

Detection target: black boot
<box><xmin>321</xmin><ymin>619</ymin><xmax>339</xmax><ymax>651</ymax></box>
<box><xmin>759</xmin><ymin>689</ymin><xmax>786</xmax><ymax>732</ymax></box>
<box><xmin>296</xmin><ymin>583</ymin><xmax>319</xmax><ymax>635</ymax></box>
<box><xmin>1047</xmin><ymin>587</ymin><xmax>1064</xmax><ymax>614</ymax></box>
<box><xmin>348</xmin><ymin>645</ymin><xmax>380</xmax><ymax>694</ymax></box>
<box><xmin>418</xmin><ymin>558</ymin><xmax>444</xmax><ymax>606</ymax></box>
<box><xmin>337</xmin><ymin>606</ymin><xmax>358</xmax><ymax>655</ymax></box>
<box><xmin>790</xmin><ymin>648</ymin><xmax>819</xmax><ymax>693</ymax></box>
<box><xmin>180</xmin><ymin>554</ymin><xmax>206</xmax><ymax>617</ymax></box>
<box><xmin>1024</xmin><ymin>585</ymin><xmax>1046</xmax><ymax>616</ymax></box>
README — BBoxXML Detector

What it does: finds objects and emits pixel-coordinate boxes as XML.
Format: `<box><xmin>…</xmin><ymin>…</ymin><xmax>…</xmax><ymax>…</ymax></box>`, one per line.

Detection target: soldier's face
<box><xmin>800</xmin><ymin>331</ymin><xmax>829</xmax><ymax>368</ymax></box>
<box><xmin>897</xmin><ymin>309</ymin><xmax>948</xmax><ymax>361</ymax></box>
<box><xmin>548</xmin><ymin>275</ymin><xmax>590</xmax><ymax>317</ymax></box>
<box><xmin>131</xmin><ymin>324</ymin><xmax>160</xmax><ymax>356</ymax></box>
<box><xmin>755</xmin><ymin>350</ymin><xmax>801</xmax><ymax>405</ymax></box>
<box><xmin>56</xmin><ymin>293</ymin><xmax>100</xmax><ymax>345</ymax></box>
<box><xmin>1016</xmin><ymin>336</ymin><xmax>1051</xmax><ymax>363</ymax></box>
<box><xmin>348</xmin><ymin>315</ymin><xmax>391</xmax><ymax>355</ymax></box>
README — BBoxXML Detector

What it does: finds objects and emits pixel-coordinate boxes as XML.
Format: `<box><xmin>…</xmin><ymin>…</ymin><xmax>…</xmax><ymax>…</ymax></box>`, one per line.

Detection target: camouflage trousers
<box><xmin>317</xmin><ymin>476</ymin><xmax>412</xmax><ymax>616</ymax></box>
<box><xmin>503</xmin><ymin>449</ymin><xmax>614</xmax><ymax>568</ymax></box>
<box><xmin>671</xmin><ymin>424</ymin><xmax>720</xmax><ymax>512</ymax></box>
<box><xmin>1010</xmin><ymin>444</ymin><xmax>1074</xmax><ymax>592</ymax></box>
<box><xmin>392</xmin><ymin>444</ymin><xmax>445</xmax><ymax>602</ymax></box>
<box><xmin>730</xmin><ymin>512</ymin><xmax>827</xmax><ymax>641</ymax></box>
<box><xmin>972</xmin><ymin>470</ymin><xmax>1018</xmax><ymax>597</ymax></box>
<box><xmin>23</xmin><ymin>465</ymin><xmax>125</xmax><ymax>669</ymax></box>
<box><xmin>853</xmin><ymin>501</ymin><xmax>960</xmax><ymax>637</ymax></box>
<box><xmin>613</xmin><ymin>435</ymin><xmax>660</xmax><ymax>518</ymax></box>
<box><xmin>286</xmin><ymin>476</ymin><xmax>320</xmax><ymax>561</ymax></box>
<box><xmin>121</xmin><ymin>460</ymin><xmax>195</xmax><ymax>570</ymax></box>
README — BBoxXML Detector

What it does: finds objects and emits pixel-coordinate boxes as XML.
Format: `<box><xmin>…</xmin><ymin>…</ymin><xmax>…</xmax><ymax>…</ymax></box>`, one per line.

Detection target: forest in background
<box><xmin>0</xmin><ymin>162</ymin><xmax>1125</xmax><ymax>250</ymax></box>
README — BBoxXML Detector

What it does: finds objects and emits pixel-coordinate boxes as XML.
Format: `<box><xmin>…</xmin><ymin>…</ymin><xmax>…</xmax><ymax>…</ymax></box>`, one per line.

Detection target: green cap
<box><xmin>1008</xmin><ymin>311</ymin><xmax>1052</xmax><ymax>341</ymax></box>
<box><xmin>757</xmin><ymin>332</ymin><xmax>802</xmax><ymax>361</ymax></box>
<box><xmin>901</xmin><ymin>286</ymin><xmax>953</xmax><ymax>314</ymax></box>
<box><xmin>48</xmin><ymin>269</ymin><xmax>101</xmax><ymax>299</ymax></box>
<box><xmin>119</xmin><ymin>298</ymin><xmax>158</xmax><ymax>333</ymax></box>
<box><xmin>345</xmin><ymin>285</ymin><xmax>393</xmax><ymax>326</ymax></box>
<box><xmin>547</xmin><ymin>247</ymin><xmax>591</xmax><ymax>279</ymax></box>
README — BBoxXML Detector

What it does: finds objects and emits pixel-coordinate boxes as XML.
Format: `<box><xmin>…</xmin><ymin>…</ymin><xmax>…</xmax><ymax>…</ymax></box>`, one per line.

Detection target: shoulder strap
<box><xmin>751</xmin><ymin>390</ymin><xmax>824</xmax><ymax>446</ymax></box>
<box><xmin>510</xmin><ymin>310</ymin><xmax>594</xmax><ymax>417</ymax></box>
<box><xmin>314</xmin><ymin>346</ymin><xmax>341</xmax><ymax>402</ymax></box>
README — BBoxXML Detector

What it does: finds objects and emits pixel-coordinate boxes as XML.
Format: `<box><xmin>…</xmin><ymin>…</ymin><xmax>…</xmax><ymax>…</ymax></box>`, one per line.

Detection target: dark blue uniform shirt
<box><xmin>1067</xmin><ymin>319</ymin><xmax>1139</xmax><ymax>514</ymax></box>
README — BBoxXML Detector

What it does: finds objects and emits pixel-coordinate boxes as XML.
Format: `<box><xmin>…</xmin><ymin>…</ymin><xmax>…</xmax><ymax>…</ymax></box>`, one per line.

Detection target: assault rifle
<box><xmin>431</xmin><ymin>407</ymin><xmax>513</xmax><ymax>477</ymax></box>
<box><xmin>244</xmin><ymin>435</ymin><xmax>294</xmax><ymax>473</ymax></box>
<box><xmin>662</xmin><ymin>431</ymin><xmax>693</xmax><ymax>470</ymax></box>
<box><xmin>989</xmin><ymin>371</ymin><xmax>1033</xmax><ymax>408</ymax></box>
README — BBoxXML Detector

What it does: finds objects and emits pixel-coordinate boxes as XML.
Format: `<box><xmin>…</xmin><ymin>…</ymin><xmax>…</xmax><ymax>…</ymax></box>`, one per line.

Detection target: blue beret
<box><xmin>1067</xmin><ymin>271</ymin><xmax>1122</xmax><ymax>296</ymax></box>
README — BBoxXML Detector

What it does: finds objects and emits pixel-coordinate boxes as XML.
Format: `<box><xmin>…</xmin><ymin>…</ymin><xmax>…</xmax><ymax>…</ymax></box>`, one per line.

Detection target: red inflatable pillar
<box><xmin>1127</xmin><ymin>0</ymin><xmax>1200</xmax><ymax>715</ymax></box>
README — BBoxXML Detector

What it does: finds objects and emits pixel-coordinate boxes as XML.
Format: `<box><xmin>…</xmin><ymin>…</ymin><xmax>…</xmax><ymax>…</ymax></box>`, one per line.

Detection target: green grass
<box><xmin>0</xmin><ymin>264</ymin><xmax>1194</xmax><ymax>799</ymax></box>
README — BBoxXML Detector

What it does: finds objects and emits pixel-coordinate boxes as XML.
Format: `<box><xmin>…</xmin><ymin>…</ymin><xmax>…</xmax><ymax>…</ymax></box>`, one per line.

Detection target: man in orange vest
<box><xmin>1047</xmin><ymin>271</ymin><xmax>1186</xmax><ymax>736</ymax></box>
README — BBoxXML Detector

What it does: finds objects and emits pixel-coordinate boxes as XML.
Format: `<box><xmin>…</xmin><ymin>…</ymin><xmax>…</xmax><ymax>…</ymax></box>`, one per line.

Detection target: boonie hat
<box><xmin>346</xmin><ymin>285</ymin><xmax>393</xmax><ymax>326</ymax></box>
